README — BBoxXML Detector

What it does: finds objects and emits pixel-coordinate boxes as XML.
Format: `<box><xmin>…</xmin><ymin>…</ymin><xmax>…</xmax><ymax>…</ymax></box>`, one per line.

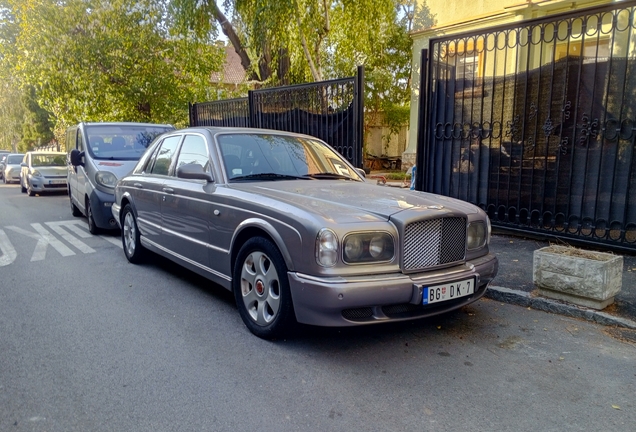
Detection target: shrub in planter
<box><xmin>533</xmin><ymin>245</ymin><xmax>623</xmax><ymax>310</ymax></box>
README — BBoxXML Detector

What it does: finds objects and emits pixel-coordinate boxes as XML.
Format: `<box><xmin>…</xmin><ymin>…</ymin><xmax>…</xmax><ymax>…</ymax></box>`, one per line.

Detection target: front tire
<box><xmin>121</xmin><ymin>204</ymin><xmax>145</xmax><ymax>264</ymax></box>
<box><xmin>86</xmin><ymin>197</ymin><xmax>100</xmax><ymax>234</ymax></box>
<box><xmin>27</xmin><ymin>180</ymin><xmax>35</xmax><ymax>197</ymax></box>
<box><xmin>20</xmin><ymin>177</ymin><xmax>26</xmax><ymax>193</ymax></box>
<box><xmin>233</xmin><ymin>237</ymin><xmax>296</xmax><ymax>339</ymax></box>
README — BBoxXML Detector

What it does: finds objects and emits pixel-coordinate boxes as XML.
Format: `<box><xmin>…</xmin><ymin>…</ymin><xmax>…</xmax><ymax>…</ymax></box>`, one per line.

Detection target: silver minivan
<box><xmin>67</xmin><ymin>122</ymin><xmax>174</xmax><ymax>234</ymax></box>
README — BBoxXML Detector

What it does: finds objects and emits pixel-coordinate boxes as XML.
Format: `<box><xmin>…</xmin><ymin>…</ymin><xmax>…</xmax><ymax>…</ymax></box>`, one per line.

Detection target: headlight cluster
<box><xmin>31</xmin><ymin>170</ymin><xmax>42</xmax><ymax>178</ymax></box>
<box><xmin>343</xmin><ymin>232</ymin><xmax>394</xmax><ymax>264</ymax></box>
<box><xmin>315</xmin><ymin>229</ymin><xmax>395</xmax><ymax>267</ymax></box>
<box><xmin>467</xmin><ymin>220</ymin><xmax>490</xmax><ymax>250</ymax></box>
<box><xmin>316</xmin><ymin>229</ymin><xmax>338</xmax><ymax>267</ymax></box>
<box><xmin>95</xmin><ymin>171</ymin><xmax>118</xmax><ymax>189</ymax></box>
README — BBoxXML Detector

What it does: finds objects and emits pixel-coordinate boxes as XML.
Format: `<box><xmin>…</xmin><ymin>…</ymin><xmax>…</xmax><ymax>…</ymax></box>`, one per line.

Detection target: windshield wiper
<box><xmin>231</xmin><ymin>173</ymin><xmax>313</xmax><ymax>181</ymax></box>
<box><xmin>303</xmin><ymin>172</ymin><xmax>359</xmax><ymax>181</ymax></box>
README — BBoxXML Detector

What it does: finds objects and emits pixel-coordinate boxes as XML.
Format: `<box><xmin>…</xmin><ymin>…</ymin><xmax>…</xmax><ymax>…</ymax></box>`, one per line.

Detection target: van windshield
<box><xmin>85</xmin><ymin>124</ymin><xmax>174</xmax><ymax>160</ymax></box>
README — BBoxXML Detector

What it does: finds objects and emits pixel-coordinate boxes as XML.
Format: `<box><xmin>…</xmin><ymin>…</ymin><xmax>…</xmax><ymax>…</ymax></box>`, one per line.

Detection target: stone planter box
<box><xmin>533</xmin><ymin>245</ymin><xmax>623</xmax><ymax>310</ymax></box>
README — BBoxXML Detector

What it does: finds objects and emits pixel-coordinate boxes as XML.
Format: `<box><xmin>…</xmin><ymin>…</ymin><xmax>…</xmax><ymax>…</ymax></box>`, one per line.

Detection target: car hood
<box><xmin>94</xmin><ymin>160</ymin><xmax>139</xmax><ymax>179</ymax></box>
<box><xmin>227</xmin><ymin>180</ymin><xmax>480</xmax><ymax>223</ymax></box>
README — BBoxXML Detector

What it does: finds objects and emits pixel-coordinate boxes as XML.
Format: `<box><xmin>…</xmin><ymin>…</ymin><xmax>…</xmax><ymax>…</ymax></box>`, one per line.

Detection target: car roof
<box><xmin>26</xmin><ymin>151</ymin><xmax>65</xmax><ymax>155</ymax></box>
<box><xmin>179</xmin><ymin>126</ymin><xmax>321</xmax><ymax>141</ymax></box>
<box><xmin>80</xmin><ymin>122</ymin><xmax>174</xmax><ymax>127</ymax></box>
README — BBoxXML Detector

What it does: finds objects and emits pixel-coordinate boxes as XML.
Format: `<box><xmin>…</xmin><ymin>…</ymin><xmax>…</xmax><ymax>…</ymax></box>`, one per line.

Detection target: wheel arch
<box><xmin>230</xmin><ymin>218</ymin><xmax>300</xmax><ymax>274</ymax></box>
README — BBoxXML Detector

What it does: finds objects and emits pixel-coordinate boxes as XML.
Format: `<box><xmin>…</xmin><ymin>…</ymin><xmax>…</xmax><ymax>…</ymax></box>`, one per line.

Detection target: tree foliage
<box><xmin>0</xmin><ymin>0</ymin><xmax>425</xmax><ymax>147</ymax></box>
<box><xmin>3</xmin><ymin>0</ymin><xmax>224</xmax><ymax>140</ymax></box>
<box><xmin>172</xmin><ymin>0</ymin><xmax>419</xmax><ymax>150</ymax></box>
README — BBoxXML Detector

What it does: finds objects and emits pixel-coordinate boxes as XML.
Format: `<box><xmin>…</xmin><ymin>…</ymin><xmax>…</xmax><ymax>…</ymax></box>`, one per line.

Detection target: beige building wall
<box><xmin>404</xmin><ymin>0</ymin><xmax>613</xmax><ymax>169</ymax></box>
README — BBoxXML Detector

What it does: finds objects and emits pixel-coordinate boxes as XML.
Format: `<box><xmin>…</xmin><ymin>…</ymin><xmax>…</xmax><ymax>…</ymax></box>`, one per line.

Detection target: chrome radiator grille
<box><xmin>402</xmin><ymin>217</ymin><xmax>466</xmax><ymax>271</ymax></box>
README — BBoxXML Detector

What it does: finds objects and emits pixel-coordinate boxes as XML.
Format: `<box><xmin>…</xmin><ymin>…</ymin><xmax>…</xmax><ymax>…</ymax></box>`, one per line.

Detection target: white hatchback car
<box><xmin>20</xmin><ymin>151</ymin><xmax>68</xmax><ymax>196</ymax></box>
<box><xmin>3</xmin><ymin>153</ymin><xmax>25</xmax><ymax>184</ymax></box>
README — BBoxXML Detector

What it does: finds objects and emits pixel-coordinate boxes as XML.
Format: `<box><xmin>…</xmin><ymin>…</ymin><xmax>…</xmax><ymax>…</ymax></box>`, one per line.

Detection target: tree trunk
<box><xmin>208</xmin><ymin>1</ymin><xmax>271</xmax><ymax>82</ymax></box>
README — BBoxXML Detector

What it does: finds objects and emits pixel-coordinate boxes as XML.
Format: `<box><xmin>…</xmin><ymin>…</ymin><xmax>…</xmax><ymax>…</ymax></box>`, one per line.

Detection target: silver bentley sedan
<box><xmin>112</xmin><ymin>127</ymin><xmax>498</xmax><ymax>339</ymax></box>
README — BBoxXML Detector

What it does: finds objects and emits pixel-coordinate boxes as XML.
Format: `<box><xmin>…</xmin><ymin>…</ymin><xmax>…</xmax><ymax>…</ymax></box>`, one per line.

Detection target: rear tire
<box><xmin>233</xmin><ymin>237</ymin><xmax>296</xmax><ymax>339</ymax></box>
<box><xmin>121</xmin><ymin>204</ymin><xmax>145</xmax><ymax>264</ymax></box>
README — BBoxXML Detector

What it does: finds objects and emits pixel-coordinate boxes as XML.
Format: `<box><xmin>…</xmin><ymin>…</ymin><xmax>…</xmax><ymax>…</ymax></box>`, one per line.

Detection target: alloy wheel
<box><xmin>239</xmin><ymin>250</ymin><xmax>281</xmax><ymax>325</ymax></box>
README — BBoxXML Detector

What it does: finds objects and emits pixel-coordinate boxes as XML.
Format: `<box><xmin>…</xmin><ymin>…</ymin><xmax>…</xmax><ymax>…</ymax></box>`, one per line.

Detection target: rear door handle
<box><xmin>162</xmin><ymin>187</ymin><xmax>174</xmax><ymax>194</ymax></box>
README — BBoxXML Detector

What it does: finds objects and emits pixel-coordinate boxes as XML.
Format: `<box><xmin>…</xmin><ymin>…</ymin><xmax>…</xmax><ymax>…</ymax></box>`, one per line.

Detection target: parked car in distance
<box><xmin>67</xmin><ymin>122</ymin><xmax>175</xmax><ymax>234</ymax></box>
<box><xmin>112</xmin><ymin>127</ymin><xmax>499</xmax><ymax>339</ymax></box>
<box><xmin>0</xmin><ymin>151</ymin><xmax>10</xmax><ymax>180</ymax></box>
<box><xmin>3</xmin><ymin>153</ymin><xmax>25</xmax><ymax>183</ymax></box>
<box><xmin>20</xmin><ymin>151</ymin><xmax>68</xmax><ymax>196</ymax></box>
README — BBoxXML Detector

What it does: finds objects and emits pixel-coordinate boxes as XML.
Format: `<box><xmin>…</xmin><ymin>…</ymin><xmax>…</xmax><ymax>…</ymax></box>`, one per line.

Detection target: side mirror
<box><xmin>176</xmin><ymin>163</ymin><xmax>214</xmax><ymax>182</ymax></box>
<box><xmin>20</xmin><ymin>162</ymin><xmax>27</xmax><ymax>167</ymax></box>
<box><xmin>355</xmin><ymin>168</ymin><xmax>366</xmax><ymax>178</ymax></box>
<box><xmin>70</xmin><ymin>149</ymin><xmax>84</xmax><ymax>167</ymax></box>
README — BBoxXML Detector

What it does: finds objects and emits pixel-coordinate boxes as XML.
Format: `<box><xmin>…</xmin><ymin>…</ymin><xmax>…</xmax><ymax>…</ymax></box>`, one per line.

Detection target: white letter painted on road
<box><xmin>0</xmin><ymin>229</ymin><xmax>17</xmax><ymax>267</ymax></box>
<box><xmin>6</xmin><ymin>223</ymin><xmax>75</xmax><ymax>261</ymax></box>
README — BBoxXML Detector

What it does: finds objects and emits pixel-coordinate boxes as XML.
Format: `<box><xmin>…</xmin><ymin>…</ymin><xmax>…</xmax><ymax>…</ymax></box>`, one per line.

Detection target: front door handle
<box><xmin>133</xmin><ymin>182</ymin><xmax>143</xmax><ymax>188</ymax></box>
<box><xmin>162</xmin><ymin>187</ymin><xmax>174</xmax><ymax>194</ymax></box>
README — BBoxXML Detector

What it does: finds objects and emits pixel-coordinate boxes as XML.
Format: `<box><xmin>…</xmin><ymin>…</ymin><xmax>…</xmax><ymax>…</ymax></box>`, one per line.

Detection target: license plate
<box><xmin>422</xmin><ymin>278</ymin><xmax>475</xmax><ymax>305</ymax></box>
<box><xmin>49</xmin><ymin>179</ymin><xmax>66</xmax><ymax>184</ymax></box>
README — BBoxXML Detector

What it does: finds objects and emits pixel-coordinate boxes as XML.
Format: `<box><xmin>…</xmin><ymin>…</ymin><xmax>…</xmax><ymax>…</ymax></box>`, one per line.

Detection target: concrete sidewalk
<box><xmin>487</xmin><ymin>232</ymin><xmax>636</xmax><ymax>329</ymax></box>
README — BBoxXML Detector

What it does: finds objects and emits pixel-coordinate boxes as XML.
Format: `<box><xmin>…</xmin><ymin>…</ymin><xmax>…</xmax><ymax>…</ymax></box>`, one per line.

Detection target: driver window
<box><xmin>77</xmin><ymin>131</ymin><xmax>85</xmax><ymax>152</ymax></box>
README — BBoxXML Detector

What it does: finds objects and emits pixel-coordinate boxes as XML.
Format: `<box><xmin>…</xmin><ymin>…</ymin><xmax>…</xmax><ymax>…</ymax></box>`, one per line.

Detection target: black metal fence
<box><xmin>417</xmin><ymin>2</ymin><xmax>636</xmax><ymax>251</ymax></box>
<box><xmin>189</xmin><ymin>67</ymin><xmax>364</xmax><ymax>167</ymax></box>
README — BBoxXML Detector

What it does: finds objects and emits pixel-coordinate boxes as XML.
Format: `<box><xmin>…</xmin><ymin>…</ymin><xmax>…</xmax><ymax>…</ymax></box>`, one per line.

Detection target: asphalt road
<box><xmin>1</xmin><ymin>183</ymin><xmax>635</xmax><ymax>431</ymax></box>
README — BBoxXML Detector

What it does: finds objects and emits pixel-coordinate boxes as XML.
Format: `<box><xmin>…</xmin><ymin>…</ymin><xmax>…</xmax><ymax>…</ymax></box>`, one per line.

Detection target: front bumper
<box><xmin>5</xmin><ymin>170</ymin><xmax>20</xmax><ymax>182</ymax></box>
<box><xmin>89</xmin><ymin>188</ymin><xmax>118</xmax><ymax>229</ymax></box>
<box><xmin>28</xmin><ymin>176</ymin><xmax>67</xmax><ymax>192</ymax></box>
<box><xmin>288</xmin><ymin>253</ymin><xmax>498</xmax><ymax>327</ymax></box>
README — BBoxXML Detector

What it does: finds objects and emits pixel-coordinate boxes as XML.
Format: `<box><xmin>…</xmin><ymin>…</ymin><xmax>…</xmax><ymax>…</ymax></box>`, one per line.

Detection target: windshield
<box><xmin>217</xmin><ymin>134</ymin><xmax>361</xmax><ymax>182</ymax></box>
<box><xmin>7</xmin><ymin>155</ymin><xmax>23</xmax><ymax>164</ymax></box>
<box><xmin>85</xmin><ymin>124</ymin><xmax>174</xmax><ymax>161</ymax></box>
<box><xmin>32</xmin><ymin>154</ymin><xmax>66</xmax><ymax>167</ymax></box>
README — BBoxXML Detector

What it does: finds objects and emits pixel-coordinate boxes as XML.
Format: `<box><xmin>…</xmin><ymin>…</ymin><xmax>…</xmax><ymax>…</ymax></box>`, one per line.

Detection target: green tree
<box><xmin>6</xmin><ymin>0</ymin><xmax>223</xmax><ymax>136</ymax></box>
<box><xmin>20</xmin><ymin>85</ymin><xmax>55</xmax><ymax>151</ymax></box>
<box><xmin>172</xmin><ymin>0</ymin><xmax>415</xmax><ymax>86</ymax></box>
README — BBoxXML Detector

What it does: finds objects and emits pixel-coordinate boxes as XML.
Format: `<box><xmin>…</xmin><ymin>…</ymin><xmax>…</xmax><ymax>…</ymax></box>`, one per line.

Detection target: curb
<box><xmin>485</xmin><ymin>286</ymin><xmax>636</xmax><ymax>330</ymax></box>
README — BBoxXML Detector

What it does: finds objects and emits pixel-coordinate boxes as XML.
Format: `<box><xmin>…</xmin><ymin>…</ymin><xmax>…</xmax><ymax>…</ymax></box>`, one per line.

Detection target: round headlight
<box><xmin>316</xmin><ymin>229</ymin><xmax>338</xmax><ymax>267</ymax></box>
<box><xmin>368</xmin><ymin>235</ymin><xmax>386</xmax><ymax>258</ymax></box>
<box><xmin>344</xmin><ymin>236</ymin><xmax>363</xmax><ymax>261</ymax></box>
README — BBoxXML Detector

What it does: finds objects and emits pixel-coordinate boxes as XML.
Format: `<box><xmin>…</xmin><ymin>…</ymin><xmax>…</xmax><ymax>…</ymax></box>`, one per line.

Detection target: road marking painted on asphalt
<box><xmin>99</xmin><ymin>235</ymin><xmax>123</xmax><ymax>248</ymax></box>
<box><xmin>45</xmin><ymin>221</ymin><xmax>95</xmax><ymax>254</ymax></box>
<box><xmin>6</xmin><ymin>223</ymin><xmax>75</xmax><ymax>261</ymax></box>
<box><xmin>0</xmin><ymin>229</ymin><xmax>17</xmax><ymax>267</ymax></box>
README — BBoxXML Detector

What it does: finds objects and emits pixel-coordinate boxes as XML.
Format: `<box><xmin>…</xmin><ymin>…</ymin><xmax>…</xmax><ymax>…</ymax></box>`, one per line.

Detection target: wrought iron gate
<box><xmin>189</xmin><ymin>67</ymin><xmax>365</xmax><ymax>168</ymax></box>
<box><xmin>417</xmin><ymin>1</ymin><xmax>636</xmax><ymax>251</ymax></box>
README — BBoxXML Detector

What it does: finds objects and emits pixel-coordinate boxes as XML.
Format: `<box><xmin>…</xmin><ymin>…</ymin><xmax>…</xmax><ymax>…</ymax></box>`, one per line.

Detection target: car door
<box><xmin>133</xmin><ymin>135</ymin><xmax>182</xmax><ymax>246</ymax></box>
<box><xmin>20</xmin><ymin>154</ymin><xmax>29</xmax><ymax>187</ymax></box>
<box><xmin>161</xmin><ymin>133</ymin><xmax>216</xmax><ymax>267</ymax></box>
<box><xmin>76</xmin><ymin>129</ymin><xmax>89</xmax><ymax>212</ymax></box>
